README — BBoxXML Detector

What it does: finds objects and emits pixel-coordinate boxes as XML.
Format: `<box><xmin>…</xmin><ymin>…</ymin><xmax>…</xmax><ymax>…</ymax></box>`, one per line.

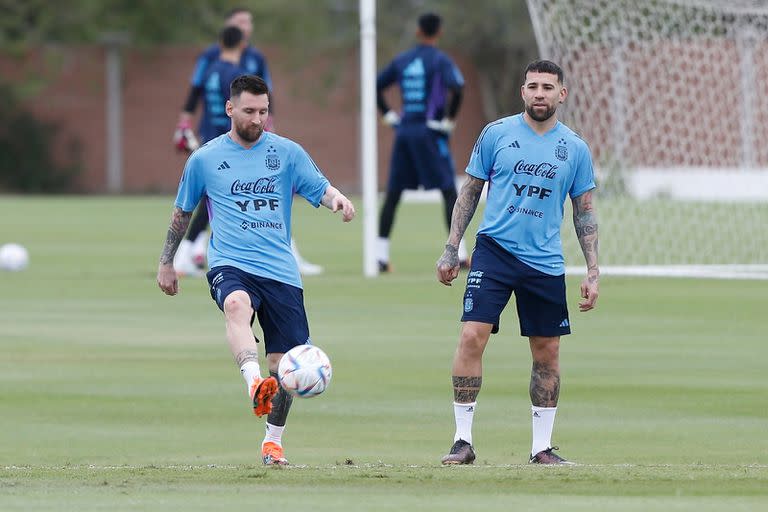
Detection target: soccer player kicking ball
<box><xmin>436</xmin><ymin>60</ymin><xmax>599</xmax><ymax>465</ymax></box>
<box><xmin>157</xmin><ymin>75</ymin><xmax>355</xmax><ymax>465</ymax></box>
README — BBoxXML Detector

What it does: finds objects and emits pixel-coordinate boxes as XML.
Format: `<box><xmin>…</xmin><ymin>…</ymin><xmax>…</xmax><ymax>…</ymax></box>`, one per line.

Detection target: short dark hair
<box><xmin>225</xmin><ymin>7</ymin><xmax>250</xmax><ymax>20</ymax></box>
<box><xmin>230</xmin><ymin>74</ymin><xmax>270</xmax><ymax>99</ymax></box>
<box><xmin>220</xmin><ymin>26</ymin><xmax>243</xmax><ymax>49</ymax></box>
<box><xmin>418</xmin><ymin>13</ymin><xmax>441</xmax><ymax>37</ymax></box>
<box><xmin>524</xmin><ymin>60</ymin><xmax>564</xmax><ymax>84</ymax></box>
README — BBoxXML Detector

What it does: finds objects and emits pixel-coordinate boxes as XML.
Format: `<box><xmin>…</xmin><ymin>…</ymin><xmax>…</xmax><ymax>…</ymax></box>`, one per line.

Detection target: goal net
<box><xmin>526</xmin><ymin>0</ymin><xmax>768</xmax><ymax>279</ymax></box>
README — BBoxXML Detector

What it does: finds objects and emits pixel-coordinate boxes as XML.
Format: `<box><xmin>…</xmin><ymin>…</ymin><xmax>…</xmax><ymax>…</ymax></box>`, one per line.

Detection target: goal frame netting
<box><xmin>526</xmin><ymin>0</ymin><xmax>768</xmax><ymax>279</ymax></box>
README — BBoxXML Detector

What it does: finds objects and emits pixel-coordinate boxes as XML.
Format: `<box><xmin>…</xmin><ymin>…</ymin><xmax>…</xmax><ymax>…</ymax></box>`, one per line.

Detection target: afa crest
<box><xmin>555</xmin><ymin>138</ymin><xmax>568</xmax><ymax>161</ymax></box>
<box><xmin>464</xmin><ymin>297</ymin><xmax>474</xmax><ymax>312</ymax></box>
<box><xmin>266</xmin><ymin>146</ymin><xmax>281</xmax><ymax>171</ymax></box>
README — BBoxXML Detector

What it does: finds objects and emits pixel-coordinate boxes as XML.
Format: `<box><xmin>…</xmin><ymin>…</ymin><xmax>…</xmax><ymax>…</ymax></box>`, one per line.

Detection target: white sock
<box><xmin>263</xmin><ymin>422</ymin><xmax>285</xmax><ymax>446</ymax></box>
<box><xmin>376</xmin><ymin>237</ymin><xmax>390</xmax><ymax>263</ymax></box>
<box><xmin>531</xmin><ymin>405</ymin><xmax>557</xmax><ymax>456</ymax></box>
<box><xmin>453</xmin><ymin>401</ymin><xmax>476</xmax><ymax>445</ymax></box>
<box><xmin>240</xmin><ymin>361</ymin><xmax>261</xmax><ymax>390</ymax></box>
<box><xmin>458</xmin><ymin>238</ymin><xmax>469</xmax><ymax>261</ymax></box>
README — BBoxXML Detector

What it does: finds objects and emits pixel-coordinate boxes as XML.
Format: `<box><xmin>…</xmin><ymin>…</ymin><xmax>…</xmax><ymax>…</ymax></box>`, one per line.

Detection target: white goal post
<box><xmin>526</xmin><ymin>0</ymin><xmax>768</xmax><ymax>279</ymax></box>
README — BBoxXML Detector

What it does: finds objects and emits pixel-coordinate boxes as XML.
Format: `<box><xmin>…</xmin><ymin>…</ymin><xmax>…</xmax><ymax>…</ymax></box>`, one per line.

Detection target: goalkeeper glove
<box><xmin>173</xmin><ymin>119</ymin><xmax>200</xmax><ymax>153</ymax></box>
<box><xmin>382</xmin><ymin>110</ymin><xmax>400</xmax><ymax>127</ymax></box>
<box><xmin>426</xmin><ymin>118</ymin><xmax>456</xmax><ymax>135</ymax></box>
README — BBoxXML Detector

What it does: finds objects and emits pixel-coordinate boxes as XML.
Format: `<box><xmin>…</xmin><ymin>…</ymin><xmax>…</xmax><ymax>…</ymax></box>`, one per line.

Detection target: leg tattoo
<box><xmin>529</xmin><ymin>361</ymin><xmax>560</xmax><ymax>407</ymax></box>
<box><xmin>234</xmin><ymin>349</ymin><xmax>259</xmax><ymax>368</ymax></box>
<box><xmin>453</xmin><ymin>376</ymin><xmax>482</xmax><ymax>403</ymax></box>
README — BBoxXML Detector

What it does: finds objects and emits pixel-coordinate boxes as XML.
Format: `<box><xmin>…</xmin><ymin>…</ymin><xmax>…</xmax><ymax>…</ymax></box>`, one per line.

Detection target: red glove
<box><xmin>173</xmin><ymin>119</ymin><xmax>199</xmax><ymax>153</ymax></box>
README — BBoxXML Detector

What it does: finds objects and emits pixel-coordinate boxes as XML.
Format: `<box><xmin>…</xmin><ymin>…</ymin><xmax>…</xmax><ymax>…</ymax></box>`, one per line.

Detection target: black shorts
<box><xmin>388</xmin><ymin>124</ymin><xmax>455</xmax><ymax>191</ymax></box>
<box><xmin>461</xmin><ymin>235</ymin><xmax>571</xmax><ymax>337</ymax></box>
<box><xmin>206</xmin><ymin>266</ymin><xmax>311</xmax><ymax>354</ymax></box>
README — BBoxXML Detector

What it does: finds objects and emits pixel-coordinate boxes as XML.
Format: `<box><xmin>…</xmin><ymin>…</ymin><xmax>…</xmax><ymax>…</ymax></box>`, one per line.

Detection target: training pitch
<box><xmin>0</xmin><ymin>196</ymin><xmax>766</xmax><ymax>511</ymax></box>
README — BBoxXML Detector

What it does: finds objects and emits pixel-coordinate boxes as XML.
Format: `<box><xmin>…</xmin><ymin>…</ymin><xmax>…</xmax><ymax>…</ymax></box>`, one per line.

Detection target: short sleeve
<box><xmin>465</xmin><ymin>124</ymin><xmax>496</xmax><ymax>180</ymax></box>
<box><xmin>569</xmin><ymin>142</ymin><xmax>596</xmax><ymax>198</ymax></box>
<box><xmin>377</xmin><ymin>60</ymin><xmax>398</xmax><ymax>91</ymax></box>
<box><xmin>174</xmin><ymin>153</ymin><xmax>206</xmax><ymax>212</ymax></box>
<box><xmin>442</xmin><ymin>57</ymin><xmax>464</xmax><ymax>89</ymax></box>
<box><xmin>291</xmin><ymin>144</ymin><xmax>330</xmax><ymax>207</ymax></box>
<box><xmin>190</xmin><ymin>46</ymin><xmax>216</xmax><ymax>87</ymax></box>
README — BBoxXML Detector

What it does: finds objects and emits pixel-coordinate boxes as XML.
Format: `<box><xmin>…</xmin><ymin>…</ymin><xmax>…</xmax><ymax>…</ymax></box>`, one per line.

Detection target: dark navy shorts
<box><xmin>388</xmin><ymin>124</ymin><xmax>455</xmax><ymax>191</ymax></box>
<box><xmin>461</xmin><ymin>235</ymin><xmax>571</xmax><ymax>337</ymax></box>
<box><xmin>206</xmin><ymin>266</ymin><xmax>310</xmax><ymax>354</ymax></box>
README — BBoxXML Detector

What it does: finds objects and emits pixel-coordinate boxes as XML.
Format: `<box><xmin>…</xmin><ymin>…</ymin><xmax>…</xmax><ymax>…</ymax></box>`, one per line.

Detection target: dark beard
<box><xmin>235</xmin><ymin>123</ymin><xmax>263</xmax><ymax>143</ymax></box>
<box><xmin>525</xmin><ymin>104</ymin><xmax>556</xmax><ymax>122</ymax></box>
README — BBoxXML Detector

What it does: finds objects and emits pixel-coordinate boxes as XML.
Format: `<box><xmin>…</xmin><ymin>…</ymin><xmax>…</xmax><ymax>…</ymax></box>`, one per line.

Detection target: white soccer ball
<box><xmin>0</xmin><ymin>243</ymin><xmax>29</xmax><ymax>272</ymax></box>
<box><xmin>277</xmin><ymin>344</ymin><xmax>332</xmax><ymax>398</ymax></box>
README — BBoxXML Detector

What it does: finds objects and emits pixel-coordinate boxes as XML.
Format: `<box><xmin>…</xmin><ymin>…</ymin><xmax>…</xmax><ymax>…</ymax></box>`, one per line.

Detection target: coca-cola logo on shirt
<box><xmin>230</xmin><ymin>176</ymin><xmax>278</xmax><ymax>195</ymax></box>
<box><xmin>513</xmin><ymin>160</ymin><xmax>558</xmax><ymax>179</ymax></box>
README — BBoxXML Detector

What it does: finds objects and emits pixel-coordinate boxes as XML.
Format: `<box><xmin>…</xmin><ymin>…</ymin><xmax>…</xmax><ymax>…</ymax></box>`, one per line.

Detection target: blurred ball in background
<box><xmin>0</xmin><ymin>243</ymin><xmax>30</xmax><ymax>271</ymax></box>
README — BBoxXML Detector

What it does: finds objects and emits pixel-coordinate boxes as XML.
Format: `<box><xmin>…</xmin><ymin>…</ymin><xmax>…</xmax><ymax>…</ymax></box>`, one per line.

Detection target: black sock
<box><xmin>378</xmin><ymin>189</ymin><xmax>403</xmax><ymax>240</ymax></box>
<box><xmin>268</xmin><ymin>371</ymin><xmax>294</xmax><ymax>427</ymax></box>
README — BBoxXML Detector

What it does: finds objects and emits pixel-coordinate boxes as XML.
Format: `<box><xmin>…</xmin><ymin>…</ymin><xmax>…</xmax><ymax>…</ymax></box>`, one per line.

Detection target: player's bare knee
<box><xmin>530</xmin><ymin>336</ymin><xmax>560</xmax><ymax>364</ymax></box>
<box><xmin>223</xmin><ymin>291</ymin><xmax>251</xmax><ymax>320</ymax></box>
<box><xmin>459</xmin><ymin>326</ymin><xmax>489</xmax><ymax>358</ymax></box>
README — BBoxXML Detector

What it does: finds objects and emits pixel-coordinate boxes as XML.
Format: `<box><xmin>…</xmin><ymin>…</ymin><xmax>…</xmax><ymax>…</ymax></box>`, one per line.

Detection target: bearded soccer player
<box><xmin>158</xmin><ymin>75</ymin><xmax>355</xmax><ymax>465</ymax></box>
<box><xmin>436</xmin><ymin>60</ymin><xmax>600</xmax><ymax>465</ymax></box>
<box><xmin>173</xmin><ymin>7</ymin><xmax>323</xmax><ymax>276</ymax></box>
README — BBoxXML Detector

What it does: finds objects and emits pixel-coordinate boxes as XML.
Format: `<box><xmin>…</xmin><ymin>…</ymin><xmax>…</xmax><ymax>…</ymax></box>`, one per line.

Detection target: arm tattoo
<box><xmin>447</xmin><ymin>176</ymin><xmax>485</xmax><ymax>248</ymax></box>
<box><xmin>529</xmin><ymin>361</ymin><xmax>560</xmax><ymax>407</ymax></box>
<box><xmin>235</xmin><ymin>349</ymin><xmax>260</xmax><ymax>367</ymax></box>
<box><xmin>452</xmin><ymin>375</ymin><xmax>482</xmax><ymax>403</ymax></box>
<box><xmin>159</xmin><ymin>207</ymin><xmax>192</xmax><ymax>265</ymax></box>
<box><xmin>572</xmin><ymin>191</ymin><xmax>599</xmax><ymax>274</ymax></box>
<box><xmin>440</xmin><ymin>244</ymin><xmax>460</xmax><ymax>269</ymax></box>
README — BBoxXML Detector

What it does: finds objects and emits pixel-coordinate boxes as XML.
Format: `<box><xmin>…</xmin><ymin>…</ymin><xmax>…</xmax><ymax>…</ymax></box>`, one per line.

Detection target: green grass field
<box><xmin>1</xmin><ymin>195</ymin><xmax>766</xmax><ymax>511</ymax></box>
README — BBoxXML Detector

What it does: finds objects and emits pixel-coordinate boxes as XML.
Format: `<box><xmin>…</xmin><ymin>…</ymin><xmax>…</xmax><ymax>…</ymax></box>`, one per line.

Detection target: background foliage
<box><xmin>0</xmin><ymin>0</ymin><xmax>538</xmax><ymax>192</ymax></box>
<box><xmin>0</xmin><ymin>82</ymin><xmax>80</xmax><ymax>192</ymax></box>
<box><xmin>0</xmin><ymin>0</ymin><xmax>538</xmax><ymax>117</ymax></box>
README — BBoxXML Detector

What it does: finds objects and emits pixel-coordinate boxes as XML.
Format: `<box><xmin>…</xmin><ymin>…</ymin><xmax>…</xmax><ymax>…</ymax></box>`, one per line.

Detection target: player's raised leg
<box><xmin>442</xmin><ymin>321</ymin><xmax>492</xmax><ymax>465</ymax></box>
<box><xmin>223</xmin><ymin>290</ymin><xmax>277</xmax><ymax>417</ymax></box>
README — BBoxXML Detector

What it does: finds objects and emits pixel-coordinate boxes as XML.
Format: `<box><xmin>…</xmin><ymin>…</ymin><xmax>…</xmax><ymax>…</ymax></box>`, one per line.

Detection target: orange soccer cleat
<box><xmin>262</xmin><ymin>442</ymin><xmax>289</xmax><ymax>466</ymax></box>
<box><xmin>250</xmin><ymin>376</ymin><xmax>278</xmax><ymax>417</ymax></box>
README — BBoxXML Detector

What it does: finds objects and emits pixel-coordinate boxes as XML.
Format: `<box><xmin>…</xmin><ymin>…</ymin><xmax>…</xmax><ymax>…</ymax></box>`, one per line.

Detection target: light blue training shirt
<box><xmin>466</xmin><ymin>113</ymin><xmax>596</xmax><ymax>275</ymax></box>
<box><xmin>175</xmin><ymin>132</ymin><xmax>329</xmax><ymax>288</ymax></box>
